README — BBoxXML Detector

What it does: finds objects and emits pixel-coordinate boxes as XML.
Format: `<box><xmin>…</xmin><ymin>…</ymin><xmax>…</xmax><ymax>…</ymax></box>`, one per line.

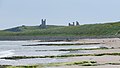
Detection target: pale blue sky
<box><xmin>0</xmin><ymin>0</ymin><xmax>120</xmax><ymax>29</ymax></box>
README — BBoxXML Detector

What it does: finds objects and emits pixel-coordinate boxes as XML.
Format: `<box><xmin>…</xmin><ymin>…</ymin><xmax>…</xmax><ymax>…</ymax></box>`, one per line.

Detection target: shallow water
<box><xmin>0</xmin><ymin>41</ymin><xmax>104</xmax><ymax>65</ymax></box>
<box><xmin>0</xmin><ymin>58</ymin><xmax>69</xmax><ymax>66</ymax></box>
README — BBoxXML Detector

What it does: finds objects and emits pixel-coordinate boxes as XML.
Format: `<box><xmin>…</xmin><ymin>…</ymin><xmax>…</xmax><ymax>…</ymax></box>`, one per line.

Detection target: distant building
<box><xmin>40</xmin><ymin>19</ymin><xmax>47</xmax><ymax>28</ymax></box>
<box><xmin>68</xmin><ymin>21</ymin><xmax>80</xmax><ymax>26</ymax></box>
<box><xmin>76</xmin><ymin>21</ymin><xmax>79</xmax><ymax>26</ymax></box>
<box><xmin>69</xmin><ymin>22</ymin><xmax>75</xmax><ymax>26</ymax></box>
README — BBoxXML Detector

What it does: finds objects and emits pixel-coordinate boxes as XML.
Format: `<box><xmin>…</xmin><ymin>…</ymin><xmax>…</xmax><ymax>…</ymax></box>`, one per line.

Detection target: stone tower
<box><xmin>76</xmin><ymin>21</ymin><xmax>79</xmax><ymax>26</ymax></box>
<box><xmin>40</xmin><ymin>19</ymin><xmax>47</xmax><ymax>28</ymax></box>
<box><xmin>68</xmin><ymin>21</ymin><xmax>80</xmax><ymax>26</ymax></box>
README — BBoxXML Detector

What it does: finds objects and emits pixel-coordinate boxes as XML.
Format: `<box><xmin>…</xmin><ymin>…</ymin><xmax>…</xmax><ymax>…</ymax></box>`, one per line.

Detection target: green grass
<box><xmin>4</xmin><ymin>25</ymin><xmax>64</xmax><ymax>32</ymax></box>
<box><xmin>1</xmin><ymin>22</ymin><xmax>120</xmax><ymax>36</ymax></box>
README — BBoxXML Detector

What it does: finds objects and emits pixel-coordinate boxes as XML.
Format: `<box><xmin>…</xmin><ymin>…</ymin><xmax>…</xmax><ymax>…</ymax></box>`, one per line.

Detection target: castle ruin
<box><xmin>69</xmin><ymin>21</ymin><xmax>80</xmax><ymax>26</ymax></box>
<box><xmin>40</xmin><ymin>19</ymin><xmax>47</xmax><ymax>28</ymax></box>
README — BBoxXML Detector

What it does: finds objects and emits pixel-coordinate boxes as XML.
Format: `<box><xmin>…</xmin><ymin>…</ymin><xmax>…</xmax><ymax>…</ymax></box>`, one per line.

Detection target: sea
<box><xmin>0</xmin><ymin>41</ymin><xmax>104</xmax><ymax>66</ymax></box>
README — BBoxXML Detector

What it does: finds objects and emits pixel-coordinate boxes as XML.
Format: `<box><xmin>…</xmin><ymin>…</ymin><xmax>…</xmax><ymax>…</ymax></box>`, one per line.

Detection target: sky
<box><xmin>0</xmin><ymin>0</ymin><xmax>120</xmax><ymax>29</ymax></box>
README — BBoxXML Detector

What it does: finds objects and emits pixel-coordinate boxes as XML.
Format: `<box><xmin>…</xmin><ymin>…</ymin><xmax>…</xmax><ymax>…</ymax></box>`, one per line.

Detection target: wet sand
<box><xmin>0</xmin><ymin>38</ymin><xmax>120</xmax><ymax>68</ymax></box>
<box><xmin>46</xmin><ymin>38</ymin><xmax>120</xmax><ymax>68</ymax></box>
<box><xmin>47</xmin><ymin>65</ymin><xmax>120</xmax><ymax>68</ymax></box>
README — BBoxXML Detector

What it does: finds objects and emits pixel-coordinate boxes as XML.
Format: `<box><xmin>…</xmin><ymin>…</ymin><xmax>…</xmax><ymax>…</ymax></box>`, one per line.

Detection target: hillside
<box><xmin>4</xmin><ymin>25</ymin><xmax>64</xmax><ymax>32</ymax></box>
<box><xmin>1</xmin><ymin>22</ymin><xmax>120</xmax><ymax>37</ymax></box>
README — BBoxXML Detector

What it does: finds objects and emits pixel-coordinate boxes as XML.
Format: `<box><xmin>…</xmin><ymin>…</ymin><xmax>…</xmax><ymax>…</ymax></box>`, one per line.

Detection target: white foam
<box><xmin>0</xmin><ymin>50</ymin><xmax>14</xmax><ymax>58</ymax></box>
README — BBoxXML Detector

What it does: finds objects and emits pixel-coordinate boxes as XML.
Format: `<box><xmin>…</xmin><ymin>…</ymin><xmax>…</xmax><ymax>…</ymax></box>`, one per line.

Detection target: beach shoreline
<box><xmin>0</xmin><ymin>38</ymin><xmax>120</xmax><ymax>68</ymax></box>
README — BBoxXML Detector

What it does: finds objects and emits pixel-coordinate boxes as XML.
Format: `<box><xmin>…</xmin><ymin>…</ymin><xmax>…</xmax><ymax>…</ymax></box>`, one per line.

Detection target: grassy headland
<box><xmin>0</xmin><ymin>22</ymin><xmax>120</xmax><ymax>37</ymax></box>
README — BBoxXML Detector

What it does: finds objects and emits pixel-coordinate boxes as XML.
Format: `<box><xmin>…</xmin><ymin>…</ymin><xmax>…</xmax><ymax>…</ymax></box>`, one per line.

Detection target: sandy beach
<box><xmin>47</xmin><ymin>38</ymin><xmax>120</xmax><ymax>68</ymax></box>
<box><xmin>77</xmin><ymin>38</ymin><xmax>120</xmax><ymax>48</ymax></box>
<box><xmin>47</xmin><ymin>65</ymin><xmax>120</xmax><ymax>68</ymax></box>
<box><xmin>0</xmin><ymin>38</ymin><xmax>120</xmax><ymax>68</ymax></box>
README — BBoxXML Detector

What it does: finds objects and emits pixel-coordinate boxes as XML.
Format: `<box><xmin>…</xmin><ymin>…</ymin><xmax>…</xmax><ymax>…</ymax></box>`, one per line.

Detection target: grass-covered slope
<box><xmin>1</xmin><ymin>22</ymin><xmax>120</xmax><ymax>36</ymax></box>
<box><xmin>5</xmin><ymin>25</ymin><xmax>64</xmax><ymax>32</ymax></box>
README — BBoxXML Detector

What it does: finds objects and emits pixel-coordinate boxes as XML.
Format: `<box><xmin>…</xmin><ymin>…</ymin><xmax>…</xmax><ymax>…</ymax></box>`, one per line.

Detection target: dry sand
<box><xmin>77</xmin><ymin>38</ymin><xmax>120</xmax><ymax>48</ymax></box>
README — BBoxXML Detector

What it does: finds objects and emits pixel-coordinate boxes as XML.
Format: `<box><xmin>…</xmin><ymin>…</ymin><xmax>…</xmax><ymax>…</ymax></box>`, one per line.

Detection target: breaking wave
<box><xmin>0</xmin><ymin>50</ymin><xmax>14</xmax><ymax>58</ymax></box>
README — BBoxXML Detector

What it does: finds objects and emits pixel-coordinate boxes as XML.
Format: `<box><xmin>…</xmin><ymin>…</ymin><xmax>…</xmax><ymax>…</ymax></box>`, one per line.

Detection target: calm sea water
<box><xmin>0</xmin><ymin>41</ymin><xmax>103</xmax><ymax>66</ymax></box>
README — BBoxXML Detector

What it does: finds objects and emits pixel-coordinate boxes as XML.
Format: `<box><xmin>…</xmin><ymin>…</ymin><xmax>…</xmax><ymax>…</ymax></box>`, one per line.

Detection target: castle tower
<box><xmin>41</xmin><ymin>19</ymin><xmax>44</xmax><ymax>24</ymax></box>
<box><xmin>76</xmin><ymin>21</ymin><xmax>79</xmax><ymax>26</ymax></box>
<box><xmin>73</xmin><ymin>22</ymin><xmax>75</xmax><ymax>26</ymax></box>
<box><xmin>68</xmin><ymin>21</ymin><xmax>80</xmax><ymax>26</ymax></box>
<box><xmin>68</xmin><ymin>23</ymin><xmax>71</xmax><ymax>26</ymax></box>
<box><xmin>40</xmin><ymin>19</ymin><xmax>47</xmax><ymax>28</ymax></box>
